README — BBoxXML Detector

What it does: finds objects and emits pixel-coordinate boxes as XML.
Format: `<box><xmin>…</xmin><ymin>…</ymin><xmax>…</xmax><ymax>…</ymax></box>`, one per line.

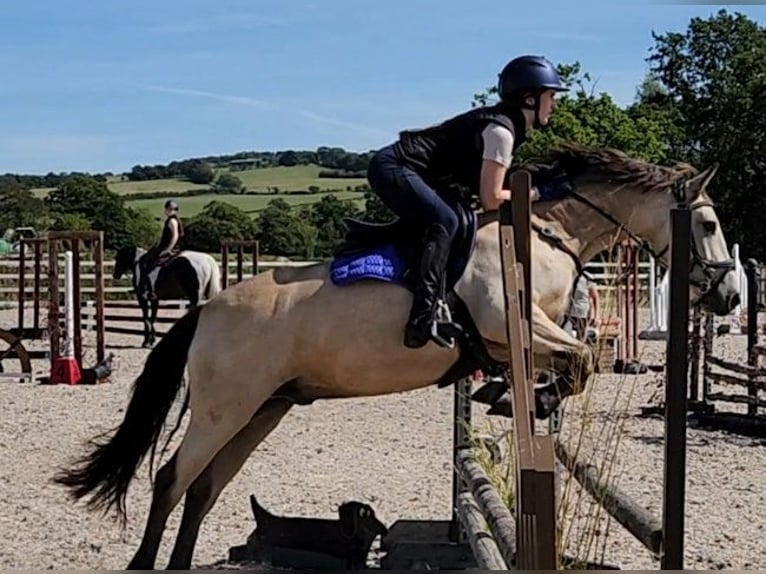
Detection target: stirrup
<box><xmin>430</xmin><ymin>299</ymin><xmax>462</xmax><ymax>349</ymax></box>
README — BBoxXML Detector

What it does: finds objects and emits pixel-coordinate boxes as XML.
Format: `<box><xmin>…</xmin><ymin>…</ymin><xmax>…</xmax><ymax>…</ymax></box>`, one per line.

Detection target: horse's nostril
<box><xmin>729</xmin><ymin>292</ymin><xmax>741</xmax><ymax>310</ymax></box>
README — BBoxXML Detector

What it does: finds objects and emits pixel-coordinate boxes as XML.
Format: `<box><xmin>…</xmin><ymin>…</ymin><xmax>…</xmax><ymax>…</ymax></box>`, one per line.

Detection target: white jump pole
<box><xmin>64</xmin><ymin>250</ymin><xmax>75</xmax><ymax>359</ymax></box>
<box><xmin>658</xmin><ymin>270</ymin><xmax>669</xmax><ymax>332</ymax></box>
<box><xmin>648</xmin><ymin>254</ymin><xmax>657</xmax><ymax>330</ymax></box>
<box><xmin>49</xmin><ymin>249</ymin><xmax>81</xmax><ymax>384</ymax></box>
<box><xmin>729</xmin><ymin>243</ymin><xmax>747</xmax><ymax>334</ymax></box>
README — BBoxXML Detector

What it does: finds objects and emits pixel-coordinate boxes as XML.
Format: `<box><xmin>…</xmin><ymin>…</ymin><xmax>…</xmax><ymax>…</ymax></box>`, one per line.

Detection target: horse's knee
<box><xmin>549</xmin><ymin>346</ymin><xmax>594</xmax><ymax>394</ymax></box>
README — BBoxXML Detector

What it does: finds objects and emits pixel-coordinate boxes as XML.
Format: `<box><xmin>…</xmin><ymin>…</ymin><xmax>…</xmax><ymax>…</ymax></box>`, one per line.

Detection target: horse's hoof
<box><xmin>486</xmin><ymin>394</ymin><xmax>513</xmax><ymax>418</ymax></box>
<box><xmin>534</xmin><ymin>391</ymin><xmax>561</xmax><ymax>420</ymax></box>
<box><xmin>142</xmin><ymin>342</ymin><xmax>155</xmax><ymax>349</ymax></box>
<box><xmin>471</xmin><ymin>381</ymin><xmax>508</xmax><ymax>406</ymax></box>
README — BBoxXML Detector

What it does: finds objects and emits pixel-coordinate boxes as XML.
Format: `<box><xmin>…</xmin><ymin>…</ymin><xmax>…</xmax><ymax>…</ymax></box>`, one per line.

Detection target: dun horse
<box><xmin>112</xmin><ymin>245</ymin><xmax>222</xmax><ymax>348</ymax></box>
<box><xmin>55</xmin><ymin>143</ymin><xmax>740</xmax><ymax>569</ymax></box>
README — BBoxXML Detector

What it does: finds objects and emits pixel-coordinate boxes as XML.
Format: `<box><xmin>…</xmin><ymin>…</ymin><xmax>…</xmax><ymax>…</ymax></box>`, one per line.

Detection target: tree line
<box><xmin>1</xmin><ymin>10</ymin><xmax>764</xmax><ymax>262</ymax></box>
<box><xmin>125</xmin><ymin>147</ymin><xmax>372</xmax><ymax>182</ymax></box>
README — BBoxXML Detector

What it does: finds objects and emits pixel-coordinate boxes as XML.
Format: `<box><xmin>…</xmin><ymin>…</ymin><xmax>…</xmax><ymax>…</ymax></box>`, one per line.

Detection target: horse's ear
<box><xmin>686</xmin><ymin>163</ymin><xmax>719</xmax><ymax>200</ymax></box>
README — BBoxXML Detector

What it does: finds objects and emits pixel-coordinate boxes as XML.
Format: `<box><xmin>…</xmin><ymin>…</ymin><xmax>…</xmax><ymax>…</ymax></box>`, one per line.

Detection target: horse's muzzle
<box><xmin>702</xmin><ymin>283</ymin><xmax>740</xmax><ymax>316</ymax></box>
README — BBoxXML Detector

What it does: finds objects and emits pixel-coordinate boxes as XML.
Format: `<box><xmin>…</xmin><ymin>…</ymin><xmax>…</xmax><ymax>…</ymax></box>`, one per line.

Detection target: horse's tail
<box><xmin>206</xmin><ymin>254</ymin><xmax>222</xmax><ymax>299</ymax></box>
<box><xmin>52</xmin><ymin>305</ymin><xmax>203</xmax><ymax>525</ymax></box>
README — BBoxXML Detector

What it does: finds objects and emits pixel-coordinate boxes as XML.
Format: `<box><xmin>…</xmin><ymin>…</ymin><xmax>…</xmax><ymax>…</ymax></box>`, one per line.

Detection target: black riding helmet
<box><xmin>497</xmin><ymin>55</ymin><xmax>568</xmax><ymax>127</ymax></box>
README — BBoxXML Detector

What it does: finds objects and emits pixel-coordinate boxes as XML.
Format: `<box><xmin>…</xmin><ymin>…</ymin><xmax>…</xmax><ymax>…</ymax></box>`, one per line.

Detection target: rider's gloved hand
<box><xmin>534</xmin><ymin>177</ymin><xmax>573</xmax><ymax>201</ymax></box>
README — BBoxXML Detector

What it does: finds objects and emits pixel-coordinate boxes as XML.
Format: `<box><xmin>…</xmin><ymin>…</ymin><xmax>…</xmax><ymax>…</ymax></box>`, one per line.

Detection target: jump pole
<box><xmin>661</xmin><ymin>194</ymin><xmax>692</xmax><ymax>570</ymax></box>
<box><xmin>49</xmin><ymin>250</ymin><xmax>82</xmax><ymax>385</ymax></box>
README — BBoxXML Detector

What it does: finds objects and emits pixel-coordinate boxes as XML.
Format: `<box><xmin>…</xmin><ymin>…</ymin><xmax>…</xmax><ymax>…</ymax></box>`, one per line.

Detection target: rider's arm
<box><xmin>164</xmin><ymin>219</ymin><xmax>179</xmax><ymax>252</ymax></box>
<box><xmin>588</xmin><ymin>283</ymin><xmax>600</xmax><ymax>324</ymax></box>
<box><xmin>478</xmin><ymin>124</ymin><xmax>514</xmax><ymax>211</ymax></box>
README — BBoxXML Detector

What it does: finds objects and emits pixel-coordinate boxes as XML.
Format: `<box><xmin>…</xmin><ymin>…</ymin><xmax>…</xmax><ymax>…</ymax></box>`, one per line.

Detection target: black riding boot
<box><xmin>404</xmin><ymin>224</ymin><xmax>463</xmax><ymax>349</ymax></box>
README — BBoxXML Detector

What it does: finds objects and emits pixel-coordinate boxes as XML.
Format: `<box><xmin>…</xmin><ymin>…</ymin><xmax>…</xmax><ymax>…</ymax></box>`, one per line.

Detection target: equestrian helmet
<box><xmin>497</xmin><ymin>55</ymin><xmax>568</xmax><ymax>102</ymax></box>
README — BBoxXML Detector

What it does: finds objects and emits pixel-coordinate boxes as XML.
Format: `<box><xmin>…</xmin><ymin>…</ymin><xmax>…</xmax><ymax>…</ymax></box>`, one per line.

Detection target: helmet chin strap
<box><xmin>522</xmin><ymin>92</ymin><xmax>544</xmax><ymax>129</ymax></box>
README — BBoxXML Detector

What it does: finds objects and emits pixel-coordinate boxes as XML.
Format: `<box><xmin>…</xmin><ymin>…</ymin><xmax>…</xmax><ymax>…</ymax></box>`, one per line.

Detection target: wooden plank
<box><xmin>455</xmin><ymin>493</ymin><xmax>507</xmax><ymax>570</ymax></box>
<box><xmin>706</xmin><ymin>355</ymin><xmax>766</xmax><ymax>379</ymax></box>
<box><xmin>662</xmin><ymin>206</ymin><xmax>691</xmax><ymax>571</ymax></box>
<box><xmin>705</xmin><ymin>392</ymin><xmax>766</xmax><ymax>408</ymax></box>
<box><xmin>504</xmin><ymin>169</ymin><xmax>558</xmax><ymax>571</ymax></box>
<box><xmin>707</xmin><ymin>371</ymin><xmax>766</xmax><ymax>391</ymax></box>
<box><xmin>455</xmin><ymin>448</ymin><xmax>516</xmax><ymax>568</ymax></box>
<box><xmin>555</xmin><ymin>440</ymin><xmax>663</xmax><ymax>554</ymax></box>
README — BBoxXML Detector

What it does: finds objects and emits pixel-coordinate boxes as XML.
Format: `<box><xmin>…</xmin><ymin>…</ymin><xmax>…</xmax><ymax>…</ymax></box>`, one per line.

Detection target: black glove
<box><xmin>536</xmin><ymin>176</ymin><xmax>573</xmax><ymax>201</ymax></box>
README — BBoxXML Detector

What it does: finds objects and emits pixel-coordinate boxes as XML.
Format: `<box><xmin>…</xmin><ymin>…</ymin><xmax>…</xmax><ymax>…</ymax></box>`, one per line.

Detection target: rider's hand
<box><xmin>536</xmin><ymin>177</ymin><xmax>573</xmax><ymax>201</ymax></box>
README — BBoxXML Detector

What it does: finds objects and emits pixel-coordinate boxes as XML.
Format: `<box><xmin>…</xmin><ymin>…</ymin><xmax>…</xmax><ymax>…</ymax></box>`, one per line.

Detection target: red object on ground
<box><xmin>50</xmin><ymin>356</ymin><xmax>82</xmax><ymax>385</ymax></box>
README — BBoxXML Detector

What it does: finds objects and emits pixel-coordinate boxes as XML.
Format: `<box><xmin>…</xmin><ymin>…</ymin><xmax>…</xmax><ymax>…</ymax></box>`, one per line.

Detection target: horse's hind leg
<box><xmin>166</xmin><ymin>398</ymin><xmax>293</xmax><ymax>570</ymax></box>
<box><xmin>126</xmin><ymin>402</ymin><xmax>257</xmax><ymax>570</ymax></box>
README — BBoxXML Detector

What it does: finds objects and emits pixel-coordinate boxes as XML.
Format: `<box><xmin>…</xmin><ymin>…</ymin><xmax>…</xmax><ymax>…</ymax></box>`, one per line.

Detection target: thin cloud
<box><xmin>141</xmin><ymin>85</ymin><xmax>272</xmax><ymax>110</ymax></box>
<box><xmin>140</xmin><ymin>84</ymin><xmax>390</xmax><ymax>139</ymax></box>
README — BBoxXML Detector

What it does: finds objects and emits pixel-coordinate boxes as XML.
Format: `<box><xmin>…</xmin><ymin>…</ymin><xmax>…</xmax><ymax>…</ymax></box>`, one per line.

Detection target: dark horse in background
<box><xmin>112</xmin><ymin>245</ymin><xmax>222</xmax><ymax>348</ymax></box>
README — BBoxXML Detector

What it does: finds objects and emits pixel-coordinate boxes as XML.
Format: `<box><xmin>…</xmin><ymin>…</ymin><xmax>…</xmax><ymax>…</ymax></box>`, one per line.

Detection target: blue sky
<box><xmin>1</xmin><ymin>1</ymin><xmax>765</xmax><ymax>175</ymax></box>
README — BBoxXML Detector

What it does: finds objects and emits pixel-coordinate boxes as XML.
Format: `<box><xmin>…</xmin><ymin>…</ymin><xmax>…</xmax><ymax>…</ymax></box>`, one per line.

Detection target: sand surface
<box><xmin>0</xmin><ymin>305</ymin><xmax>764</xmax><ymax>570</ymax></box>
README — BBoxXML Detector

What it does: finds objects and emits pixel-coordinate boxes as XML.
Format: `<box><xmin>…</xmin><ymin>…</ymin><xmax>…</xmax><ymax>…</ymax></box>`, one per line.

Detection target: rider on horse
<box><xmin>366</xmin><ymin>55</ymin><xmax>572</xmax><ymax>349</ymax></box>
<box><xmin>139</xmin><ymin>199</ymin><xmax>184</xmax><ymax>300</ymax></box>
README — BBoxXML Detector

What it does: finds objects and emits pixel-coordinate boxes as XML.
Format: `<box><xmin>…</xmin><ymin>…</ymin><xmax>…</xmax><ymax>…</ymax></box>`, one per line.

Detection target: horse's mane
<box><xmin>519</xmin><ymin>141</ymin><xmax>697</xmax><ymax>194</ymax></box>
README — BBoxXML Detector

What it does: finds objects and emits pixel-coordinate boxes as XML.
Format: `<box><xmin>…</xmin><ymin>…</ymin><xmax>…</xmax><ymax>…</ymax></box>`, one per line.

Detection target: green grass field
<box><xmin>28</xmin><ymin>163</ymin><xmax>370</xmax><ymax>219</ymax></box>
<box><xmin>125</xmin><ymin>190</ymin><xmax>366</xmax><ymax>218</ymax></box>
<box><xmin>106</xmin><ymin>164</ymin><xmax>366</xmax><ymax>196</ymax></box>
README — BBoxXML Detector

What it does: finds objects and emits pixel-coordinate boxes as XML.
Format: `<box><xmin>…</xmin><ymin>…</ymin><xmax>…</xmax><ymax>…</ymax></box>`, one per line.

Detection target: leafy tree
<box><xmin>471</xmin><ymin>62</ymin><xmax>671</xmax><ymax>164</ymax></box>
<box><xmin>183</xmin><ymin>200</ymin><xmax>258</xmax><ymax>252</ymax></box>
<box><xmin>257</xmin><ymin>199</ymin><xmax>317</xmax><ymax>258</ymax></box>
<box><xmin>125</xmin><ymin>207</ymin><xmax>162</xmax><ymax>248</ymax></box>
<box><xmin>277</xmin><ymin>151</ymin><xmax>299</xmax><ymax>167</ymax></box>
<box><xmin>646</xmin><ymin>9</ymin><xmax>766</xmax><ymax>259</ymax></box>
<box><xmin>49</xmin><ymin>212</ymin><xmax>92</xmax><ymax>232</ymax></box>
<box><xmin>184</xmin><ymin>161</ymin><xmax>215</xmax><ymax>184</ymax></box>
<box><xmin>0</xmin><ymin>179</ymin><xmax>46</xmax><ymax>231</ymax></box>
<box><xmin>213</xmin><ymin>173</ymin><xmax>244</xmax><ymax>194</ymax></box>
<box><xmin>44</xmin><ymin>175</ymin><xmax>134</xmax><ymax>249</ymax></box>
<box><xmin>361</xmin><ymin>190</ymin><xmax>395</xmax><ymax>223</ymax></box>
<box><xmin>309</xmin><ymin>195</ymin><xmax>362</xmax><ymax>257</ymax></box>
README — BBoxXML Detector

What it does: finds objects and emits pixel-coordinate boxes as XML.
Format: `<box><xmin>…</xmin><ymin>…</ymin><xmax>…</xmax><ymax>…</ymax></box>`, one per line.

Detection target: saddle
<box><xmin>329</xmin><ymin>199</ymin><xmax>507</xmax><ymax>386</ymax></box>
<box><xmin>145</xmin><ymin>248</ymin><xmax>181</xmax><ymax>271</ymax></box>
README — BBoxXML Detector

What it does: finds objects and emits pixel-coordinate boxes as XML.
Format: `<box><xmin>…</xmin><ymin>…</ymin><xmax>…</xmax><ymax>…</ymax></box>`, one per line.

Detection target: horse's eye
<box><xmin>702</xmin><ymin>221</ymin><xmax>716</xmax><ymax>234</ymax></box>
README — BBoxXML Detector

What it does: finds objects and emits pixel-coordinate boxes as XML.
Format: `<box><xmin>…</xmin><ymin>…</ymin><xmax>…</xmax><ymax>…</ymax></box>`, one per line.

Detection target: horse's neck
<box><xmin>534</xmin><ymin>188</ymin><xmax>668</xmax><ymax>263</ymax></box>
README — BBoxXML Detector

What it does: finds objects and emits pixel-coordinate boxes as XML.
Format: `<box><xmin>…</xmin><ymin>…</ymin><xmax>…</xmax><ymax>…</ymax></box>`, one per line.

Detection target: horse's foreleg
<box><xmin>166</xmin><ymin>398</ymin><xmax>293</xmax><ymax>570</ymax></box>
<box><xmin>529</xmin><ymin>303</ymin><xmax>595</xmax><ymax>416</ymax></box>
<box><xmin>149</xmin><ymin>299</ymin><xmax>159</xmax><ymax>347</ymax></box>
<box><xmin>138</xmin><ymin>297</ymin><xmax>154</xmax><ymax>349</ymax></box>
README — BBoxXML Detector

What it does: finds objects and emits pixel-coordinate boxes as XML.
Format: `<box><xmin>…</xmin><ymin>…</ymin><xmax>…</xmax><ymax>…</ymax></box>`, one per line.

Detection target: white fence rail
<box><xmin>0</xmin><ymin>256</ymin><xmax>655</xmax><ymax>300</ymax></box>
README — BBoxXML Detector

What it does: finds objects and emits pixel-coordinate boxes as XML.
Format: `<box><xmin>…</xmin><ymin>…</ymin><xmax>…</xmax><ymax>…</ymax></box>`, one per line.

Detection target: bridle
<box><xmin>559</xmin><ymin>177</ymin><xmax>736</xmax><ymax>306</ymax></box>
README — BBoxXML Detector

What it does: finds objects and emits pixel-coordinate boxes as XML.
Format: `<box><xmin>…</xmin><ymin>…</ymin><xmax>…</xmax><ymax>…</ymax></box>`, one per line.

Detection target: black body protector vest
<box><xmin>159</xmin><ymin>214</ymin><xmax>184</xmax><ymax>251</ymax></box>
<box><xmin>393</xmin><ymin>102</ymin><xmax>528</xmax><ymax>202</ymax></box>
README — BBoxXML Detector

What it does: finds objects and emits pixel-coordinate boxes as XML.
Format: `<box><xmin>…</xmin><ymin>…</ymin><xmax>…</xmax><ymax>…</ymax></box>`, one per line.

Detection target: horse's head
<box><xmin>657</xmin><ymin>164</ymin><xmax>740</xmax><ymax>315</ymax></box>
<box><xmin>113</xmin><ymin>245</ymin><xmax>139</xmax><ymax>280</ymax></box>
<box><xmin>531</xmin><ymin>142</ymin><xmax>740</xmax><ymax>317</ymax></box>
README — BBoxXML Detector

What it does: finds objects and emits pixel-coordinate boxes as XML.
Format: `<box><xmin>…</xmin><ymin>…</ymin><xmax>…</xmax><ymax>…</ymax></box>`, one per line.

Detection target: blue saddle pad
<box><xmin>329</xmin><ymin>243</ymin><xmax>407</xmax><ymax>286</ymax></box>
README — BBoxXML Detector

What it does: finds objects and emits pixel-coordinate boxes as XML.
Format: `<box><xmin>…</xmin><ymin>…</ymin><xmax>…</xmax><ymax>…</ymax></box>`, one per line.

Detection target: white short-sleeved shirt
<box><xmin>481</xmin><ymin>123</ymin><xmax>515</xmax><ymax>167</ymax></box>
<box><xmin>568</xmin><ymin>275</ymin><xmax>594</xmax><ymax>319</ymax></box>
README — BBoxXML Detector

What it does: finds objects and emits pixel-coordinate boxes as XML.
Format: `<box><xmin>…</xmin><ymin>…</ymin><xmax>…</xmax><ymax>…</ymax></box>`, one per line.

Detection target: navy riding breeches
<box><xmin>367</xmin><ymin>144</ymin><xmax>459</xmax><ymax>240</ymax></box>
